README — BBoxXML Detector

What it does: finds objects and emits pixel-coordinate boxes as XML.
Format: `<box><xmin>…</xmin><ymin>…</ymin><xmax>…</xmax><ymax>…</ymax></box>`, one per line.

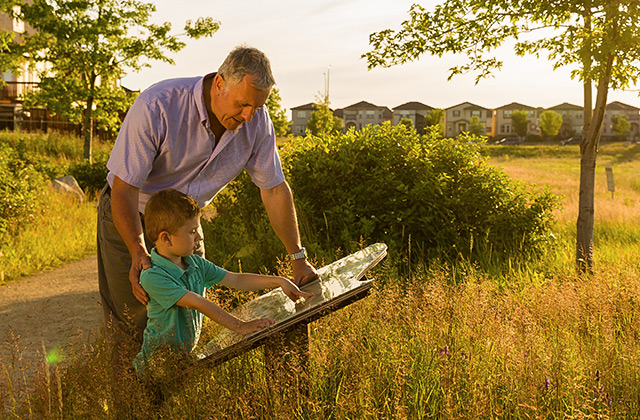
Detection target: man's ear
<box><xmin>158</xmin><ymin>231</ymin><xmax>172</xmax><ymax>246</ymax></box>
<box><xmin>213</xmin><ymin>74</ymin><xmax>225</xmax><ymax>96</ymax></box>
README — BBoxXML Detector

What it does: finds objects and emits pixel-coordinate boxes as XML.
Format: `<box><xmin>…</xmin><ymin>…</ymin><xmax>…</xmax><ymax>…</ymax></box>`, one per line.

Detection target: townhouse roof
<box><xmin>607</xmin><ymin>101</ymin><xmax>640</xmax><ymax>111</ymax></box>
<box><xmin>342</xmin><ymin>100</ymin><xmax>384</xmax><ymax>110</ymax></box>
<box><xmin>547</xmin><ymin>102</ymin><xmax>583</xmax><ymax>111</ymax></box>
<box><xmin>393</xmin><ymin>101</ymin><xmax>434</xmax><ymax>111</ymax></box>
<box><xmin>446</xmin><ymin>101</ymin><xmax>489</xmax><ymax>111</ymax></box>
<box><xmin>290</xmin><ymin>102</ymin><xmax>317</xmax><ymax>111</ymax></box>
<box><xmin>495</xmin><ymin>102</ymin><xmax>536</xmax><ymax>110</ymax></box>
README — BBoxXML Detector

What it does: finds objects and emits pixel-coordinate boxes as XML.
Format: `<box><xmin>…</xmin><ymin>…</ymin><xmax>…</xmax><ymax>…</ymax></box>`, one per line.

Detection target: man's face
<box><xmin>211</xmin><ymin>74</ymin><xmax>270</xmax><ymax>131</ymax></box>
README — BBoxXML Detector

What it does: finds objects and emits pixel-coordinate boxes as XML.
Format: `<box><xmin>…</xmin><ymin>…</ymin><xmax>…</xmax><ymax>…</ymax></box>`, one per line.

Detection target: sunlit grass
<box><xmin>0</xmin><ymin>187</ymin><xmax>97</xmax><ymax>283</ymax></box>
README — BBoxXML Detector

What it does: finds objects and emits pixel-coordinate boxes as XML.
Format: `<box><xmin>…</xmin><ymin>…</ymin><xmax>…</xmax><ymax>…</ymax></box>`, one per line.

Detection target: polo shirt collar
<box><xmin>150</xmin><ymin>248</ymin><xmax>198</xmax><ymax>278</ymax></box>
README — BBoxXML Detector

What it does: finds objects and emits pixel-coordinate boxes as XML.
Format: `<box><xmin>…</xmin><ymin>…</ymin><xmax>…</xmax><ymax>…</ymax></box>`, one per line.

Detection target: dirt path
<box><xmin>0</xmin><ymin>254</ymin><xmax>102</xmax><ymax>375</ymax></box>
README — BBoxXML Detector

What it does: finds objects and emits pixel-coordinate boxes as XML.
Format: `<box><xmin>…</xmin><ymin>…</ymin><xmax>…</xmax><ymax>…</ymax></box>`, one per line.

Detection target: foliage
<box><xmin>539</xmin><ymin>110</ymin><xmax>563</xmax><ymax>138</ymax></box>
<box><xmin>306</xmin><ymin>98</ymin><xmax>344</xmax><ymax>137</ymax></box>
<box><xmin>68</xmin><ymin>152</ymin><xmax>110</xmax><ymax>194</ymax></box>
<box><xmin>468</xmin><ymin>115</ymin><xmax>485</xmax><ymax>136</ymax></box>
<box><xmin>398</xmin><ymin>118</ymin><xmax>413</xmax><ymax>129</ymax></box>
<box><xmin>510</xmin><ymin>110</ymin><xmax>529</xmax><ymax>138</ymax></box>
<box><xmin>0</xmin><ymin>143</ymin><xmax>46</xmax><ymax>242</ymax></box>
<box><xmin>612</xmin><ymin>114</ymin><xmax>631</xmax><ymax>138</ymax></box>
<box><xmin>12</xmin><ymin>0</ymin><xmax>219</xmax><ymax>160</ymax></box>
<box><xmin>425</xmin><ymin>108</ymin><xmax>444</xmax><ymax>135</ymax></box>
<box><xmin>265</xmin><ymin>87</ymin><xmax>290</xmax><ymax>136</ymax></box>
<box><xmin>205</xmin><ymin>123</ymin><xmax>559</xmax><ymax>273</ymax></box>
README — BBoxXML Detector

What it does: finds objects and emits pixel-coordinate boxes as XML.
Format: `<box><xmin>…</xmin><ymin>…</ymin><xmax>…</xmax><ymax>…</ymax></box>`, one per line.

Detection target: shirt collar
<box><xmin>195</xmin><ymin>72</ymin><xmax>216</xmax><ymax>127</ymax></box>
<box><xmin>150</xmin><ymin>248</ymin><xmax>198</xmax><ymax>278</ymax></box>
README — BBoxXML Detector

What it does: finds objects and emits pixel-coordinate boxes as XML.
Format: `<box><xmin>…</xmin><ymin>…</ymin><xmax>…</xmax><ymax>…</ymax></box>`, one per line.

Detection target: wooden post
<box><xmin>263</xmin><ymin>322</ymin><xmax>310</xmax><ymax>396</ymax></box>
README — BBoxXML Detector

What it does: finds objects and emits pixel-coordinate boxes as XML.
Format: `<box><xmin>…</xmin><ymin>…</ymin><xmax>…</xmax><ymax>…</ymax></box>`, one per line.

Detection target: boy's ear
<box><xmin>158</xmin><ymin>231</ymin><xmax>172</xmax><ymax>246</ymax></box>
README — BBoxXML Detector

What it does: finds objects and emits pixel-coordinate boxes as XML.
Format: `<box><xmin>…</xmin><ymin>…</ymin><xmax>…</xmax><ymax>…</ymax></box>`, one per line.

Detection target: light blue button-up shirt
<box><xmin>107</xmin><ymin>73</ymin><xmax>285</xmax><ymax>213</ymax></box>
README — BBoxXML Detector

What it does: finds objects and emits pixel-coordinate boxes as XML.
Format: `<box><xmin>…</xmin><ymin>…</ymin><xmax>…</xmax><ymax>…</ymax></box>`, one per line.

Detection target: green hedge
<box><xmin>0</xmin><ymin>143</ymin><xmax>46</xmax><ymax>241</ymax></box>
<box><xmin>204</xmin><ymin>124</ymin><xmax>560</xmax><ymax>273</ymax></box>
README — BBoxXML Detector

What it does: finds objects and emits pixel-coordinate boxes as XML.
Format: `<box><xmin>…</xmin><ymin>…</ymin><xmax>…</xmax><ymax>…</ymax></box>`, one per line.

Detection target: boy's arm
<box><xmin>220</xmin><ymin>272</ymin><xmax>313</xmax><ymax>302</ymax></box>
<box><xmin>176</xmin><ymin>291</ymin><xmax>273</xmax><ymax>335</ymax></box>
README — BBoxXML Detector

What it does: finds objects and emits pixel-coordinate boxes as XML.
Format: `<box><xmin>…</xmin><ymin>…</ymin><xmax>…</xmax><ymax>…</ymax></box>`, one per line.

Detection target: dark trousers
<box><xmin>96</xmin><ymin>184</ymin><xmax>152</xmax><ymax>345</ymax></box>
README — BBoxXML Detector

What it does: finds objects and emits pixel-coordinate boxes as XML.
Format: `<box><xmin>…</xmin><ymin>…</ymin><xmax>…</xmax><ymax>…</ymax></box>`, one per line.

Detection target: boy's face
<box><xmin>168</xmin><ymin>215</ymin><xmax>203</xmax><ymax>257</ymax></box>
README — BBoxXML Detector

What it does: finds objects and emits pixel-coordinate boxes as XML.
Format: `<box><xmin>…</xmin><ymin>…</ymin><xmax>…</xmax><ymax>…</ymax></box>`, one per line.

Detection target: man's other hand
<box><xmin>292</xmin><ymin>259</ymin><xmax>319</xmax><ymax>286</ymax></box>
<box><xmin>130</xmin><ymin>252</ymin><xmax>152</xmax><ymax>305</ymax></box>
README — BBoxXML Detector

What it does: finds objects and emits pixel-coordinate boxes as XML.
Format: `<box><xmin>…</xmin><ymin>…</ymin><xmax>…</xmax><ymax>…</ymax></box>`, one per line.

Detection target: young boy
<box><xmin>133</xmin><ymin>189</ymin><xmax>312</xmax><ymax>372</ymax></box>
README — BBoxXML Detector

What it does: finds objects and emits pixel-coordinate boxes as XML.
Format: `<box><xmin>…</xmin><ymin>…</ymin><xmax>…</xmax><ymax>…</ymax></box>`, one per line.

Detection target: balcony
<box><xmin>0</xmin><ymin>81</ymin><xmax>40</xmax><ymax>103</ymax></box>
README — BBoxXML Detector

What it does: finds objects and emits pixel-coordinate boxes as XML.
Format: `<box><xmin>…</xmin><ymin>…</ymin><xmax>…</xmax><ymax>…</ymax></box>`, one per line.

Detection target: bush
<box><xmin>69</xmin><ymin>151</ymin><xmax>109</xmax><ymax>194</ymax></box>
<box><xmin>204</xmin><ymin>124</ymin><xmax>560</xmax><ymax>273</ymax></box>
<box><xmin>0</xmin><ymin>144</ymin><xmax>46</xmax><ymax>241</ymax></box>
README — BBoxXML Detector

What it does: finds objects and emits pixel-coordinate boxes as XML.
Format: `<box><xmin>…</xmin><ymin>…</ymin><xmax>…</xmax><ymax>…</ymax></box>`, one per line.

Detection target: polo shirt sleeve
<box><xmin>140</xmin><ymin>268</ymin><xmax>188</xmax><ymax>310</ymax></box>
<box><xmin>244</xmin><ymin>107</ymin><xmax>286</xmax><ymax>190</ymax></box>
<box><xmin>106</xmin><ymin>94</ymin><xmax>165</xmax><ymax>188</ymax></box>
<box><xmin>197</xmin><ymin>258</ymin><xmax>227</xmax><ymax>289</ymax></box>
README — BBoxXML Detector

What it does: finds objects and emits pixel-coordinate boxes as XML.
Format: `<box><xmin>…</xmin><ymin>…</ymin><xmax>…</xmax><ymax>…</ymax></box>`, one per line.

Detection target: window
<box><xmin>13</xmin><ymin>6</ymin><xmax>24</xmax><ymax>33</ymax></box>
<box><xmin>366</xmin><ymin>110</ymin><xmax>375</xmax><ymax>119</ymax></box>
<box><xmin>296</xmin><ymin>111</ymin><xmax>307</xmax><ymax>118</ymax></box>
<box><xmin>452</xmin><ymin>110</ymin><xmax>461</xmax><ymax>117</ymax></box>
<box><xmin>471</xmin><ymin>110</ymin><xmax>482</xmax><ymax>117</ymax></box>
<box><xmin>504</xmin><ymin>110</ymin><xmax>513</xmax><ymax>118</ymax></box>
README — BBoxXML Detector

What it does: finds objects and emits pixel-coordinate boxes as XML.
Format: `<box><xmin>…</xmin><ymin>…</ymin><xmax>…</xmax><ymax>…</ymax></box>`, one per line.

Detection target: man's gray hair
<box><xmin>218</xmin><ymin>45</ymin><xmax>275</xmax><ymax>92</ymax></box>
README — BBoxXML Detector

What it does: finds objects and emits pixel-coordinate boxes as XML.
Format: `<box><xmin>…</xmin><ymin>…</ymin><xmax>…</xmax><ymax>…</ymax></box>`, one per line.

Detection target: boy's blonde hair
<box><xmin>144</xmin><ymin>189</ymin><xmax>201</xmax><ymax>242</ymax></box>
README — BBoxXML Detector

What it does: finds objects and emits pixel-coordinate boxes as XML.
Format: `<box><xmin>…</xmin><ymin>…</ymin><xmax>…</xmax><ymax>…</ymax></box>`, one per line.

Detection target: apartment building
<box><xmin>0</xmin><ymin>3</ymin><xmax>39</xmax><ymax>128</ymax></box>
<box><xmin>444</xmin><ymin>102</ymin><xmax>492</xmax><ymax>138</ymax></box>
<box><xmin>338</xmin><ymin>101</ymin><xmax>392</xmax><ymax>131</ymax></box>
<box><xmin>492</xmin><ymin>102</ymin><xmax>541</xmax><ymax>138</ymax></box>
<box><xmin>546</xmin><ymin>102</ymin><xmax>583</xmax><ymax>138</ymax></box>
<box><xmin>601</xmin><ymin>101</ymin><xmax>640</xmax><ymax>141</ymax></box>
<box><xmin>290</xmin><ymin>103</ymin><xmax>317</xmax><ymax>136</ymax></box>
<box><xmin>392</xmin><ymin>101</ymin><xmax>434</xmax><ymax>134</ymax></box>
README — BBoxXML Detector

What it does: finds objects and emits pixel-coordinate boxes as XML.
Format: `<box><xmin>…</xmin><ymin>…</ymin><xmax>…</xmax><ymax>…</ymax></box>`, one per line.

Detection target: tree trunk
<box><xmin>576</xmin><ymin>55</ymin><xmax>613</xmax><ymax>273</ymax></box>
<box><xmin>83</xmin><ymin>99</ymin><xmax>93</xmax><ymax>162</ymax></box>
<box><xmin>83</xmin><ymin>75</ymin><xmax>97</xmax><ymax>162</ymax></box>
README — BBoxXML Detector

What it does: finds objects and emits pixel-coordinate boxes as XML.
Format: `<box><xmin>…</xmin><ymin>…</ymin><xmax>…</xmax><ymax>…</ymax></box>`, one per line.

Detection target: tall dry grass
<box><xmin>2</xmin><ymin>142</ymin><xmax>640</xmax><ymax>418</ymax></box>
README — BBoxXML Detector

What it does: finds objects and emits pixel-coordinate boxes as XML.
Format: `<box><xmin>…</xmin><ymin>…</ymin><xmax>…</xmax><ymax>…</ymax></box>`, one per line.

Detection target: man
<box><xmin>97</xmin><ymin>46</ymin><xmax>318</xmax><ymax>344</ymax></box>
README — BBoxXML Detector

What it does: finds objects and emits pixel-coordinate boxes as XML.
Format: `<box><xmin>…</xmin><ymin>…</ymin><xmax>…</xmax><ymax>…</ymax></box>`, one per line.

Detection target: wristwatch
<box><xmin>288</xmin><ymin>247</ymin><xmax>307</xmax><ymax>261</ymax></box>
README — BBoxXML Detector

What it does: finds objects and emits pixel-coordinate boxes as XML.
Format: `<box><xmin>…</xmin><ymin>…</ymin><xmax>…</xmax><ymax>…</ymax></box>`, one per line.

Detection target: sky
<box><xmin>121</xmin><ymin>0</ymin><xmax>640</xmax><ymax>116</ymax></box>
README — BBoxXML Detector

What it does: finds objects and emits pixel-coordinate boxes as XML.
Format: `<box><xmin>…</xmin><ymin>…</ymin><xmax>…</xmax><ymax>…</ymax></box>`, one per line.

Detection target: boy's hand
<box><xmin>278</xmin><ymin>277</ymin><xmax>314</xmax><ymax>303</ymax></box>
<box><xmin>236</xmin><ymin>318</ymin><xmax>275</xmax><ymax>335</ymax></box>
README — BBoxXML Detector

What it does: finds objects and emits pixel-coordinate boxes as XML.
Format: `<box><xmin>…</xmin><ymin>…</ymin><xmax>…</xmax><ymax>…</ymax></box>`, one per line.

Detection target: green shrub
<box><xmin>69</xmin><ymin>151</ymin><xmax>109</xmax><ymax>194</ymax></box>
<box><xmin>0</xmin><ymin>144</ymin><xmax>46</xmax><ymax>241</ymax></box>
<box><xmin>204</xmin><ymin>123</ymin><xmax>560</xmax><ymax>273</ymax></box>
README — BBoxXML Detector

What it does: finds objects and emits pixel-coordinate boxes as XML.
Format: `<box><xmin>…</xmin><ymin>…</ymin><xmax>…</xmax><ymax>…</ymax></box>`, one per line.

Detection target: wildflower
<box><xmin>438</xmin><ymin>345</ymin><xmax>450</xmax><ymax>357</ymax></box>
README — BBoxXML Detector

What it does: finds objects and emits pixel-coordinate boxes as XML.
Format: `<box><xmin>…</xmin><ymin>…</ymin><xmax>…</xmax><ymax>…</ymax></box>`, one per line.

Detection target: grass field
<box><xmin>489</xmin><ymin>142</ymin><xmax>640</xmax><ymax>265</ymax></box>
<box><xmin>2</xmin><ymin>137</ymin><xmax>640</xmax><ymax>418</ymax></box>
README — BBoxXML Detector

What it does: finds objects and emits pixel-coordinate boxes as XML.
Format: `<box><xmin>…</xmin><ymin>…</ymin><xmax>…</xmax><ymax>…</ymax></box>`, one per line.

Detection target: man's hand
<box><xmin>236</xmin><ymin>318</ymin><xmax>275</xmax><ymax>335</ymax></box>
<box><xmin>277</xmin><ymin>277</ymin><xmax>314</xmax><ymax>302</ymax></box>
<box><xmin>292</xmin><ymin>259</ymin><xmax>319</xmax><ymax>286</ymax></box>
<box><xmin>129</xmin><ymin>251</ymin><xmax>152</xmax><ymax>305</ymax></box>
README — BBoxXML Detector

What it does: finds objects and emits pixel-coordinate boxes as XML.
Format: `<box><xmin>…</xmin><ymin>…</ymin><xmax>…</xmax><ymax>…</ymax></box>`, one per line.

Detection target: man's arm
<box><xmin>111</xmin><ymin>176</ymin><xmax>151</xmax><ymax>305</ymax></box>
<box><xmin>177</xmin><ymin>291</ymin><xmax>273</xmax><ymax>334</ymax></box>
<box><xmin>220</xmin><ymin>272</ymin><xmax>313</xmax><ymax>302</ymax></box>
<box><xmin>260</xmin><ymin>181</ymin><xmax>319</xmax><ymax>286</ymax></box>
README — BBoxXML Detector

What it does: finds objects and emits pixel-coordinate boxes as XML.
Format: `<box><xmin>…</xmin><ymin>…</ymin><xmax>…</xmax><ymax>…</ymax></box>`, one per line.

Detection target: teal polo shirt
<box><xmin>134</xmin><ymin>248</ymin><xmax>226</xmax><ymax>372</ymax></box>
